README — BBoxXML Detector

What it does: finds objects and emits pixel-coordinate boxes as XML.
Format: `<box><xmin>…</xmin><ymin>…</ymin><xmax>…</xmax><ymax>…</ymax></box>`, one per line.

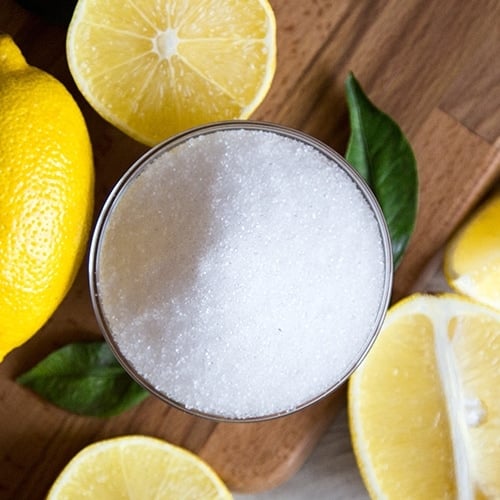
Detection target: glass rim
<box><xmin>88</xmin><ymin>119</ymin><xmax>393</xmax><ymax>423</ymax></box>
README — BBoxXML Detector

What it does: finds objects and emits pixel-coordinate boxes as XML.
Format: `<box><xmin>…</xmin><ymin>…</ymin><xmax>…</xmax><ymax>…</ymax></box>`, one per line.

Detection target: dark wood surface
<box><xmin>0</xmin><ymin>0</ymin><xmax>499</xmax><ymax>497</ymax></box>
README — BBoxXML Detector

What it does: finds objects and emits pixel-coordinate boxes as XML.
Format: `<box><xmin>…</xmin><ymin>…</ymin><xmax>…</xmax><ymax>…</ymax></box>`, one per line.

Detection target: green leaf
<box><xmin>17</xmin><ymin>341</ymin><xmax>149</xmax><ymax>417</ymax></box>
<box><xmin>345</xmin><ymin>72</ymin><xmax>418</xmax><ymax>267</ymax></box>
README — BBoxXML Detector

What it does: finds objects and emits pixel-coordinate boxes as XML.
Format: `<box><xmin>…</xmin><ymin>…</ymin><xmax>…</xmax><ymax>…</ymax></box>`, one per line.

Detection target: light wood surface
<box><xmin>0</xmin><ymin>0</ymin><xmax>499</xmax><ymax>498</ymax></box>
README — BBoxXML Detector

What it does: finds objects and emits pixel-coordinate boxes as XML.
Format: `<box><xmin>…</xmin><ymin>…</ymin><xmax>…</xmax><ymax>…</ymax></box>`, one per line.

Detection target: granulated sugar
<box><xmin>97</xmin><ymin>128</ymin><xmax>387</xmax><ymax>419</ymax></box>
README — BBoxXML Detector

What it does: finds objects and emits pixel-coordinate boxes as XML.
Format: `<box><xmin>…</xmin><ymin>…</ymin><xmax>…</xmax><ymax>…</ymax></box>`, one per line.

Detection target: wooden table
<box><xmin>1</xmin><ymin>0</ymin><xmax>499</xmax><ymax>498</ymax></box>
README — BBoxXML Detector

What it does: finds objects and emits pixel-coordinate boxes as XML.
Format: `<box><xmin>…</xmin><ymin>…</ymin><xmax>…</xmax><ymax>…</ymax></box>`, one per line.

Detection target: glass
<box><xmin>88</xmin><ymin>120</ymin><xmax>393</xmax><ymax>422</ymax></box>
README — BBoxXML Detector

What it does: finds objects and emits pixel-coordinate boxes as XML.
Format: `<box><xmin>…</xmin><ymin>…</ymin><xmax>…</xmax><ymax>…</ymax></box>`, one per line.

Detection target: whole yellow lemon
<box><xmin>0</xmin><ymin>34</ymin><xmax>94</xmax><ymax>361</ymax></box>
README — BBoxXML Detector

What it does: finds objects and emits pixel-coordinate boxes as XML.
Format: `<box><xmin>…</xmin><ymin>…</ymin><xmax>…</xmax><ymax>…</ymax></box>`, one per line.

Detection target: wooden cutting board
<box><xmin>1</xmin><ymin>0</ymin><xmax>499</xmax><ymax>497</ymax></box>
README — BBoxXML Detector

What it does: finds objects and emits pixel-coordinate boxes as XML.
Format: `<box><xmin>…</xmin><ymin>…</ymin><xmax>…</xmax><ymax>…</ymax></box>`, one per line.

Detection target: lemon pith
<box><xmin>349</xmin><ymin>294</ymin><xmax>500</xmax><ymax>499</ymax></box>
<box><xmin>0</xmin><ymin>35</ymin><xmax>94</xmax><ymax>361</ymax></box>
<box><xmin>66</xmin><ymin>0</ymin><xmax>277</xmax><ymax>146</ymax></box>
<box><xmin>47</xmin><ymin>435</ymin><xmax>233</xmax><ymax>499</ymax></box>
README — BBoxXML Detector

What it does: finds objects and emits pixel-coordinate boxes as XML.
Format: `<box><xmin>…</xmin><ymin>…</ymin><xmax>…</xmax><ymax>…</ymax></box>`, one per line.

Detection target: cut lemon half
<box><xmin>66</xmin><ymin>0</ymin><xmax>276</xmax><ymax>146</ymax></box>
<box><xmin>47</xmin><ymin>435</ymin><xmax>233</xmax><ymax>499</ymax></box>
<box><xmin>348</xmin><ymin>294</ymin><xmax>500</xmax><ymax>499</ymax></box>
<box><xmin>444</xmin><ymin>192</ymin><xmax>500</xmax><ymax>311</ymax></box>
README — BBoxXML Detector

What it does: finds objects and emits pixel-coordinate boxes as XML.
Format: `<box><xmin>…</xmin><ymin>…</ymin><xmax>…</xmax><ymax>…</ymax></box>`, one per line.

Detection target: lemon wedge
<box><xmin>349</xmin><ymin>293</ymin><xmax>500</xmax><ymax>499</ymax></box>
<box><xmin>444</xmin><ymin>192</ymin><xmax>500</xmax><ymax>311</ymax></box>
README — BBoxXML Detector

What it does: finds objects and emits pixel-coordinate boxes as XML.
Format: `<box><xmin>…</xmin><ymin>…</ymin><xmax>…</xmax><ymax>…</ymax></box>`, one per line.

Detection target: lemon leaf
<box><xmin>345</xmin><ymin>72</ymin><xmax>418</xmax><ymax>268</ymax></box>
<box><xmin>17</xmin><ymin>341</ymin><xmax>149</xmax><ymax>417</ymax></box>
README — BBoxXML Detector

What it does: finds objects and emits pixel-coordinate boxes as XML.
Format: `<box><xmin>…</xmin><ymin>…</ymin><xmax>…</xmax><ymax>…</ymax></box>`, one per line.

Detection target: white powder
<box><xmin>97</xmin><ymin>128</ymin><xmax>388</xmax><ymax>419</ymax></box>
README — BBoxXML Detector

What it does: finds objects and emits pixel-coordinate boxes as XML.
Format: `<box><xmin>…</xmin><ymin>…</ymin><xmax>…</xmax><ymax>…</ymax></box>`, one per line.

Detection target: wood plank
<box><xmin>393</xmin><ymin>109</ymin><xmax>500</xmax><ymax>298</ymax></box>
<box><xmin>440</xmin><ymin>25</ymin><xmax>500</xmax><ymax>143</ymax></box>
<box><xmin>263</xmin><ymin>0</ymin><xmax>500</xmax><ymax>147</ymax></box>
<box><xmin>199</xmin><ymin>389</ymin><xmax>346</xmax><ymax>493</ymax></box>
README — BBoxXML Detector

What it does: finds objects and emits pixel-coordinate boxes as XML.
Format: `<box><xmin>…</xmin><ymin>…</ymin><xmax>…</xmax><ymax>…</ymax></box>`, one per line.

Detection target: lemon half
<box><xmin>47</xmin><ymin>435</ymin><xmax>233</xmax><ymax>499</ymax></box>
<box><xmin>67</xmin><ymin>0</ymin><xmax>277</xmax><ymax>145</ymax></box>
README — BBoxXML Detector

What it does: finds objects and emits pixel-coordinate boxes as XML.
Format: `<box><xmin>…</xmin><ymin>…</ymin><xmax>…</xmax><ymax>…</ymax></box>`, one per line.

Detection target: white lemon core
<box><xmin>154</xmin><ymin>29</ymin><xmax>179</xmax><ymax>59</ymax></box>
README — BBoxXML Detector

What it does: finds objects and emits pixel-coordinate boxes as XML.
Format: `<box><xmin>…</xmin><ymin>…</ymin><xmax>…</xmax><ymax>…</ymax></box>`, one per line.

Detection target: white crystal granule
<box><xmin>97</xmin><ymin>129</ymin><xmax>387</xmax><ymax>419</ymax></box>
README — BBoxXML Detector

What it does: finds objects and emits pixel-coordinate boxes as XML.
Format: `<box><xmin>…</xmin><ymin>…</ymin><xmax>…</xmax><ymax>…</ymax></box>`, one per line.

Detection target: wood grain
<box><xmin>0</xmin><ymin>0</ymin><xmax>499</xmax><ymax>498</ymax></box>
<box><xmin>394</xmin><ymin>111</ymin><xmax>499</xmax><ymax>297</ymax></box>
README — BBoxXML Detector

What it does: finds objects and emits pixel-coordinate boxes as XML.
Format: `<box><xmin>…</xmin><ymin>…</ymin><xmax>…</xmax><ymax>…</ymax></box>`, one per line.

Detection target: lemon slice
<box><xmin>348</xmin><ymin>294</ymin><xmax>500</xmax><ymax>499</ymax></box>
<box><xmin>47</xmin><ymin>435</ymin><xmax>232</xmax><ymax>499</ymax></box>
<box><xmin>66</xmin><ymin>0</ymin><xmax>276</xmax><ymax>145</ymax></box>
<box><xmin>444</xmin><ymin>192</ymin><xmax>500</xmax><ymax>311</ymax></box>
